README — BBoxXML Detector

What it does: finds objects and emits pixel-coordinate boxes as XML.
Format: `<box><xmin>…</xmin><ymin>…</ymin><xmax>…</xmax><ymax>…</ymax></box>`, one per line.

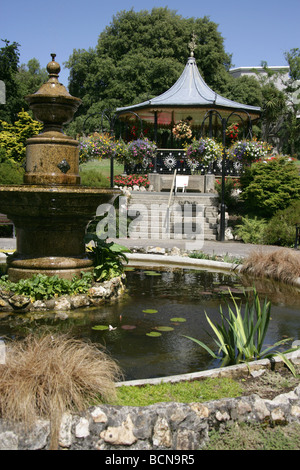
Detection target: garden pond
<box><xmin>0</xmin><ymin>266</ymin><xmax>299</xmax><ymax>381</ymax></box>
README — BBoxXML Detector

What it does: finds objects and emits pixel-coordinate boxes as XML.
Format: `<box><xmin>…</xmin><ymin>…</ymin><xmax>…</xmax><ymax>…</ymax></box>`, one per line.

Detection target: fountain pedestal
<box><xmin>0</xmin><ymin>54</ymin><xmax>119</xmax><ymax>281</ymax></box>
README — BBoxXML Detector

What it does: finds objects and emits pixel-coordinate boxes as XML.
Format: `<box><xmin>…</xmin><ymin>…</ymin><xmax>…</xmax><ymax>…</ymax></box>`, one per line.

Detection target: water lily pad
<box><xmin>121</xmin><ymin>325</ymin><xmax>137</xmax><ymax>330</ymax></box>
<box><xmin>170</xmin><ymin>317</ymin><xmax>186</xmax><ymax>323</ymax></box>
<box><xmin>92</xmin><ymin>325</ymin><xmax>109</xmax><ymax>330</ymax></box>
<box><xmin>155</xmin><ymin>326</ymin><xmax>174</xmax><ymax>332</ymax></box>
<box><xmin>143</xmin><ymin>309</ymin><xmax>158</xmax><ymax>314</ymax></box>
<box><xmin>146</xmin><ymin>332</ymin><xmax>162</xmax><ymax>337</ymax></box>
<box><xmin>144</xmin><ymin>271</ymin><xmax>161</xmax><ymax>276</ymax></box>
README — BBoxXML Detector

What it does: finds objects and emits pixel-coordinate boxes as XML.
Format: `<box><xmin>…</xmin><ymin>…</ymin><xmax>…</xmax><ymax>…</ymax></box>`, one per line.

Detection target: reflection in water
<box><xmin>0</xmin><ymin>267</ymin><xmax>299</xmax><ymax>381</ymax></box>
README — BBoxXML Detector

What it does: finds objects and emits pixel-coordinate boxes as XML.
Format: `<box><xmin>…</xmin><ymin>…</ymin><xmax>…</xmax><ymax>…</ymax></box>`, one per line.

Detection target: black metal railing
<box><xmin>124</xmin><ymin>149</ymin><xmax>243</xmax><ymax>176</ymax></box>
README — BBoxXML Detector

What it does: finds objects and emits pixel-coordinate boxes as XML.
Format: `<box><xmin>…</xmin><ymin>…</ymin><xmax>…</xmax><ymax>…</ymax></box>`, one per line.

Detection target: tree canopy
<box><xmin>65</xmin><ymin>8</ymin><xmax>234</xmax><ymax>133</ymax></box>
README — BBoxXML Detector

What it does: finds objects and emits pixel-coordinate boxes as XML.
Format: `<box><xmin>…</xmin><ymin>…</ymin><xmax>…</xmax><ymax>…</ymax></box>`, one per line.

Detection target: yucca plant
<box><xmin>184</xmin><ymin>288</ymin><xmax>297</xmax><ymax>375</ymax></box>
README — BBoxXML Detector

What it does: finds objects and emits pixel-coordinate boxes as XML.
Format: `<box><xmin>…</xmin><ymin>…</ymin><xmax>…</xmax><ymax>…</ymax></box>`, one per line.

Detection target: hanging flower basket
<box><xmin>229</xmin><ymin>140</ymin><xmax>273</xmax><ymax>165</ymax></box>
<box><xmin>126</xmin><ymin>138</ymin><xmax>157</xmax><ymax>166</ymax></box>
<box><xmin>79</xmin><ymin>133</ymin><xmax>116</xmax><ymax>163</ymax></box>
<box><xmin>185</xmin><ymin>138</ymin><xmax>223</xmax><ymax>166</ymax></box>
<box><xmin>172</xmin><ymin>120</ymin><xmax>192</xmax><ymax>142</ymax></box>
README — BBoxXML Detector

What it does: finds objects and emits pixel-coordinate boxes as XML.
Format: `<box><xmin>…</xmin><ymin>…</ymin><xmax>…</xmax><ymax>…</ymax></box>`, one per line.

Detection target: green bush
<box><xmin>0</xmin><ymin>110</ymin><xmax>42</xmax><ymax>163</ymax></box>
<box><xmin>0</xmin><ymin>272</ymin><xmax>94</xmax><ymax>301</ymax></box>
<box><xmin>240</xmin><ymin>157</ymin><xmax>300</xmax><ymax>218</ymax></box>
<box><xmin>215</xmin><ymin>177</ymin><xmax>240</xmax><ymax>210</ymax></box>
<box><xmin>264</xmin><ymin>200</ymin><xmax>300</xmax><ymax>247</ymax></box>
<box><xmin>234</xmin><ymin>216</ymin><xmax>267</xmax><ymax>244</ymax></box>
<box><xmin>0</xmin><ymin>151</ymin><xmax>24</xmax><ymax>184</ymax></box>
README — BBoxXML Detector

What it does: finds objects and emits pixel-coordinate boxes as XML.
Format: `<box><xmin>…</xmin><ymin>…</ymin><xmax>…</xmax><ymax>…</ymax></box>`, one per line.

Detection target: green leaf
<box><xmin>92</xmin><ymin>325</ymin><xmax>109</xmax><ymax>330</ymax></box>
<box><xmin>170</xmin><ymin>317</ymin><xmax>186</xmax><ymax>323</ymax></box>
<box><xmin>143</xmin><ymin>309</ymin><xmax>158</xmax><ymax>314</ymax></box>
<box><xmin>146</xmin><ymin>332</ymin><xmax>162</xmax><ymax>337</ymax></box>
<box><xmin>155</xmin><ymin>326</ymin><xmax>174</xmax><ymax>332</ymax></box>
<box><xmin>144</xmin><ymin>271</ymin><xmax>161</xmax><ymax>276</ymax></box>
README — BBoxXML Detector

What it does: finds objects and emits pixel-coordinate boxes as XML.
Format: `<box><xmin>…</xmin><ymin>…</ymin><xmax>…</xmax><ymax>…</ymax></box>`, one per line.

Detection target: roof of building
<box><xmin>116</xmin><ymin>56</ymin><xmax>261</xmax><ymax>126</ymax></box>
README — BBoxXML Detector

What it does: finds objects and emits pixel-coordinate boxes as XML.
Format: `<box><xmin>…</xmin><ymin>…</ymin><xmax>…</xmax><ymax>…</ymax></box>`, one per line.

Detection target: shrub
<box><xmin>215</xmin><ymin>177</ymin><xmax>240</xmax><ymax>210</ymax></box>
<box><xmin>240</xmin><ymin>157</ymin><xmax>300</xmax><ymax>218</ymax></box>
<box><xmin>234</xmin><ymin>216</ymin><xmax>267</xmax><ymax>244</ymax></box>
<box><xmin>0</xmin><ymin>110</ymin><xmax>42</xmax><ymax>163</ymax></box>
<box><xmin>0</xmin><ymin>153</ymin><xmax>24</xmax><ymax>184</ymax></box>
<box><xmin>264</xmin><ymin>200</ymin><xmax>300</xmax><ymax>247</ymax></box>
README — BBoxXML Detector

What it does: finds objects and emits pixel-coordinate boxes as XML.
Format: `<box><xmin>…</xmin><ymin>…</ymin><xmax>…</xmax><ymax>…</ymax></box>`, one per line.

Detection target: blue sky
<box><xmin>1</xmin><ymin>0</ymin><xmax>299</xmax><ymax>88</ymax></box>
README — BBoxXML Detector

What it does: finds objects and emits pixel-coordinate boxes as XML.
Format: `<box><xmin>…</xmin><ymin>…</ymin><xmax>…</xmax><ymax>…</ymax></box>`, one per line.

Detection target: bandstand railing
<box><xmin>124</xmin><ymin>148</ymin><xmax>243</xmax><ymax>176</ymax></box>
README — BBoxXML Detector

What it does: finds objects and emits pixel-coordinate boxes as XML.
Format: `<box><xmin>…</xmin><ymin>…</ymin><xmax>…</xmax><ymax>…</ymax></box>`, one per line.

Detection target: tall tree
<box><xmin>0</xmin><ymin>39</ymin><xmax>22</xmax><ymax>123</ymax></box>
<box><xmin>65</xmin><ymin>7</ymin><xmax>232</xmax><ymax>134</ymax></box>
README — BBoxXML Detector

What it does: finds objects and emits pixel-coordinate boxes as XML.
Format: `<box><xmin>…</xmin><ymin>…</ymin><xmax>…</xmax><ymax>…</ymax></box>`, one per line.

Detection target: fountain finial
<box><xmin>47</xmin><ymin>53</ymin><xmax>61</xmax><ymax>78</ymax></box>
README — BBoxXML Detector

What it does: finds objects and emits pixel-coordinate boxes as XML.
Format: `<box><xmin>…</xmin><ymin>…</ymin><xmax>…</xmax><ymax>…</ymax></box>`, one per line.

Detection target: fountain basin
<box><xmin>0</xmin><ymin>185</ymin><xmax>120</xmax><ymax>281</ymax></box>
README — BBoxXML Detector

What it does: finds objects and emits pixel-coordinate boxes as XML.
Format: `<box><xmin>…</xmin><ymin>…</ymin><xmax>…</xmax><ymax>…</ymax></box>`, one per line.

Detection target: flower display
<box><xmin>126</xmin><ymin>138</ymin><xmax>157</xmax><ymax>166</ymax></box>
<box><xmin>185</xmin><ymin>138</ymin><xmax>223</xmax><ymax>166</ymax></box>
<box><xmin>229</xmin><ymin>140</ymin><xmax>273</xmax><ymax>165</ymax></box>
<box><xmin>112</xmin><ymin>174</ymin><xmax>150</xmax><ymax>188</ymax></box>
<box><xmin>172</xmin><ymin>120</ymin><xmax>192</xmax><ymax>141</ymax></box>
<box><xmin>79</xmin><ymin>133</ymin><xmax>116</xmax><ymax>163</ymax></box>
<box><xmin>226</xmin><ymin>122</ymin><xmax>239</xmax><ymax>141</ymax></box>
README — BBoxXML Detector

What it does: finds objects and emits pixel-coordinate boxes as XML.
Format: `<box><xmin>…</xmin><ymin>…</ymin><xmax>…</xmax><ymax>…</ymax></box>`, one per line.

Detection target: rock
<box><xmin>89</xmin><ymin>285</ymin><xmax>108</xmax><ymax>298</ymax></box>
<box><xmin>0</xmin><ymin>431</ymin><xmax>18</xmax><ymax>450</ymax></box>
<box><xmin>153</xmin><ymin>417</ymin><xmax>172</xmax><ymax>448</ymax></box>
<box><xmin>71</xmin><ymin>295</ymin><xmax>90</xmax><ymax>309</ymax></box>
<box><xmin>100</xmin><ymin>414</ymin><xmax>137</xmax><ymax>446</ymax></box>
<box><xmin>8</xmin><ymin>294</ymin><xmax>30</xmax><ymax>310</ymax></box>
<box><xmin>169</xmin><ymin>246</ymin><xmax>181</xmax><ymax>256</ymax></box>
<box><xmin>146</xmin><ymin>246</ymin><xmax>166</xmax><ymax>255</ymax></box>
<box><xmin>225</xmin><ymin>227</ymin><xmax>234</xmax><ymax>240</ymax></box>
<box><xmin>91</xmin><ymin>408</ymin><xmax>108</xmax><ymax>424</ymax></box>
<box><xmin>54</xmin><ymin>297</ymin><xmax>71</xmax><ymax>311</ymax></box>
<box><xmin>32</xmin><ymin>300</ymin><xmax>47</xmax><ymax>309</ymax></box>
<box><xmin>59</xmin><ymin>413</ymin><xmax>73</xmax><ymax>448</ymax></box>
<box><xmin>75</xmin><ymin>418</ymin><xmax>90</xmax><ymax>439</ymax></box>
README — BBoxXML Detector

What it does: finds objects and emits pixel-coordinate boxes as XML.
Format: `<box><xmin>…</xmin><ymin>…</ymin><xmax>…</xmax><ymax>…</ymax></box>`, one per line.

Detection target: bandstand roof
<box><xmin>116</xmin><ymin>56</ymin><xmax>261</xmax><ymax>126</ymax></box>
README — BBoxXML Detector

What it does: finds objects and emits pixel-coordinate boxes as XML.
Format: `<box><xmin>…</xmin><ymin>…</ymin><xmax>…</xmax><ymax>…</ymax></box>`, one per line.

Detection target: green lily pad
<box><xmin>92</xmin><ymin>325</ymin><xmax>109</xmax><ymax>331</ymax></box>
<box><xmin>143</xmin><ymin>309</ymin><xmax>158</xmax><ymax>314</ymax></box>
<box><xmin>144</xmin><ymin>271</ymin><xmax>161</xmax><ymax>276</ymax></box>
<box><xmin>155</xmin><ymin>326</ymin><xmax>174</xmax><ymax>332</ymax></box>
<box><xmin>146</xmin><ymin>332</ymin><xmax>162</xmax><ymax>337</ymax></box>
<box><xmin>170</xmin><ymin>317</ymin><xmax>186</xmax><ymax>323</ymax></box>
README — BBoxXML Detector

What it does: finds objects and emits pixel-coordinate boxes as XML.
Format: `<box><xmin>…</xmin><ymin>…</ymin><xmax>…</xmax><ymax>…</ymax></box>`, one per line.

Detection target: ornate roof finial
<box><xmin>188</xmin><ymin>32</ymin><xmax>197</xmax><ymax>57</ymax></box>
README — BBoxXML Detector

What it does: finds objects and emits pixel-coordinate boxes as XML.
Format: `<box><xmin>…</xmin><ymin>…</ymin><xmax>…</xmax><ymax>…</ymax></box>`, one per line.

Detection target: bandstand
<box><xmin>115</xmin><ymin>42</ymin><xmax>261</xmax><ymax>240</ymax></box>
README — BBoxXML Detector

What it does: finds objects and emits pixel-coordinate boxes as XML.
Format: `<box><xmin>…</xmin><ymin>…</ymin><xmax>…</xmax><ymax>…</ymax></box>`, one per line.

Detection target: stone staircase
<box><xmin>126</xmin><ymin>191</ymin><xmax>219</xmax><ymax>241</ymax></box>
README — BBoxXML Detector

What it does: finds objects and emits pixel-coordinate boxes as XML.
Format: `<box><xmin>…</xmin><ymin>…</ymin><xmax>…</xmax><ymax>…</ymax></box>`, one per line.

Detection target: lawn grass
<box><xmin>114</xmin><ymin>377</ymin><xmax>243</xmax><ymax>407</ymax></box>
<box><xmin>80</xmin><ymin>159</ymin><xmax>124</xmax><ymax>179</ymax></box>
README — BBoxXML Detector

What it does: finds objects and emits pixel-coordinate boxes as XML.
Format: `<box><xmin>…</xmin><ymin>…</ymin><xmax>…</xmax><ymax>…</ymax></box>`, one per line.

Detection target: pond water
<box><xmin>0</xmin><ymin>267</ymin><xmax>300</xmax><ymax>381</ymax></box>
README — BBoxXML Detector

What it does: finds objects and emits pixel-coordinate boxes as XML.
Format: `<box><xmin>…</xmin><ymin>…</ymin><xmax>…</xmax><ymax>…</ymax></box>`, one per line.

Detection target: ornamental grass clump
<box><xmin>240</xmin><ymin>248</ymin><xmax>300</xmax><ymax>284</ymax></box>
<box><xmin>0</xmin><ymin>333</ymin><xmax>122</xmax><ymax>449</ymax></box>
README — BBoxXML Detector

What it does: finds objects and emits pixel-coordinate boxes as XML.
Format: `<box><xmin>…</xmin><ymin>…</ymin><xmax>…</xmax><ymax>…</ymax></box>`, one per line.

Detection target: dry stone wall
<box><xmin>1</xmin><ymin>383</ymin><xmax>300</xmax><ymax>450</ymax></box>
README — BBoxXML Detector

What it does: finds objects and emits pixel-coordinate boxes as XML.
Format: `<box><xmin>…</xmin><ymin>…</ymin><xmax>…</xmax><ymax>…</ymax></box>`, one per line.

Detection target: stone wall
<box><xmin>1</xmin><ymin>355</ymin><xmax>300</xmax><ymax>451</ymax></box>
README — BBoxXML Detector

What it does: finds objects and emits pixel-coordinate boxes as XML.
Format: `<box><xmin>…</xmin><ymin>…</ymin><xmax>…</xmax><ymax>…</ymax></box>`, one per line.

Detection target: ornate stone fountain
<box><xmin>0</xmin><ymin>54</ymin><xmax>119</xmax><ymax>281</ymax></box>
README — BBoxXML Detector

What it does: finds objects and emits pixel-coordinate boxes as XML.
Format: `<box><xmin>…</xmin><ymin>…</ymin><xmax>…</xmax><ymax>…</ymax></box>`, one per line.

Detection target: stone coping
<box><xmin>117</xmin><ymin>350</ymin><xmax>300</xmax><ymax>388</ymax></box>
<box><xmin>126</xmin><ymin>252</ymin><xmax>237</xmax><ymax>272</ymax></box>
